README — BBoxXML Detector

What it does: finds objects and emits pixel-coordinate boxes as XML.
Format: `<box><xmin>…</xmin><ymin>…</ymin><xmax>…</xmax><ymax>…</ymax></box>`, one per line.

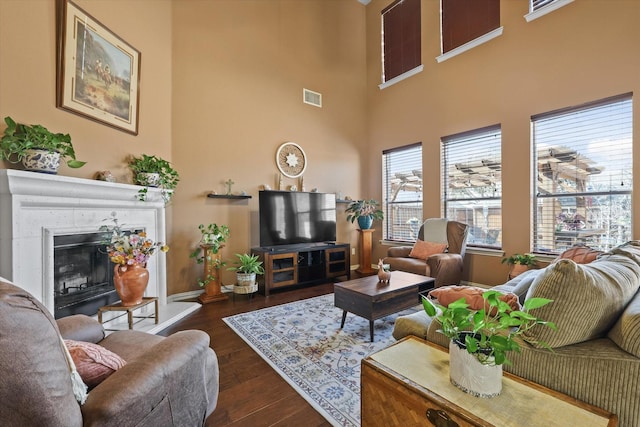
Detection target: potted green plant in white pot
<box><xmin>0</xmin><ymin>116</ymin><xmax>86</xmax><ymax>173</ymax></box>
<box><xmin>344</xmin><ymin>199</ymin><xmax>384</xmax><ymax>230</ymax></box>
<box><xmin>228</xmin><ymin>253</ymin><xmax>264</xmax><ymax>295</ymax></box>
<box><xmin>422</xmin><ymin>290</ymin><xmax>556</xmax><ymax>398</ymax></box>
<box><xmin>128</xmin><ymin>154</ymin><xmax>179</xmax><ymax>203</ymax></box>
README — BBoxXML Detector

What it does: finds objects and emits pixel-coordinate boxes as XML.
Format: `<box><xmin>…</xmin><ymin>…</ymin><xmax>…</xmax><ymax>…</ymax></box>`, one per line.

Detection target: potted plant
<box><xmin>228</xmin><ymin>253</ymin><xmax>264</xmax><ymax>295</ymax></box>
<box><xmin>502</xmin><ymin>253</ymin><xmax>538</xmax><ymax>279</ymax></box>
<box><xmin>0</xmin><ymin>116</ymin><xmax>86</xmax><ymax>173</ymax></box>
<box><xmin>190</xmin><ymin>223</ymin><xmax>230</xmax><ymax>303</ymax></box>
<box><xmin>422</xmin><ymin>290</ymin><xmax>556</xmax><ymax>398</ymax></box>
<box><xmin>345</xmin><ymin>199</ymin><xmax>384</xmax><ymax>230</ymax></box>
<box><xmin>128</xmin><ymin>154</ymin><xmax>180</xmax><ymax>202</ymax></box>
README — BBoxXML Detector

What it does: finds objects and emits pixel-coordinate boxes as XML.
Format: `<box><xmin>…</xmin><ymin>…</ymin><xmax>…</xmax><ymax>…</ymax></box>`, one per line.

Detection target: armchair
<box><xmin>0</xmin><ymin>278</ymin><xmax>219</xmax><ymax>426</ymax></box>
<box><xmin>384</xmin><ymin>219</ymin><xmax>469</xmax><ymax>288</ymax></box>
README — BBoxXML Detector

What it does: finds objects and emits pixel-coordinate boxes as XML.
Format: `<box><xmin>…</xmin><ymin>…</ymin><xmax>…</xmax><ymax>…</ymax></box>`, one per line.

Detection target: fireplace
<box><xmin>0</xmin><ymin>169</ymin><xmax>199</xmax><ymax>333</ymax></box>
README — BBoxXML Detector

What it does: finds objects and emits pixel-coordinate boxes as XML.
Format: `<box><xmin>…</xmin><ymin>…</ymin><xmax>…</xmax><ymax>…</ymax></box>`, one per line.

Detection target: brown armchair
<box><xmin>0</xmin><ymin>278</ymin><xmax>219</xmax><ymax>426</ymax></box>
<box><xmin>384</xmin><ymin>219</ymin><xmax>469</xmax><ymax>288</ymax></box>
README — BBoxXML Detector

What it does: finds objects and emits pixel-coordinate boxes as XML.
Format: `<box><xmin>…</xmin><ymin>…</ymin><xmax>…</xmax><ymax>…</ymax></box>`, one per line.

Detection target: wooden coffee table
<box><xmin>334</xmin><ymin>271</ymin><xmax>435</xmax><ymax>341</ymax></box>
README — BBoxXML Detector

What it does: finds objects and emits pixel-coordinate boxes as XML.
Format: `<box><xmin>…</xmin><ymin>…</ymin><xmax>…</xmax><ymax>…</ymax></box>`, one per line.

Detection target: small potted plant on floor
<box><xmin>128</xmin><ymin>154</ymin><xmax>180</xmax><ymax>202</ymax></box>
<box><xmin>502</xmin><ymin>253</ymin><xmax>538</xmax><ymax>279</ymax></box>
<box><xmin>228</xmin><ymin>253</ymin><xmax>264</xmax><ymax>294</ymax></box>
<box><xmin>344</xmin><ymin>199</ymin><xmax>384</xmax><ymax>230</ymax></box>
<box><xmin>0</xmin><ymin>116</ymin><xmax>86</xmax><ymax>173</ymax></box>
<box><xmin>422</xmin><ymin>290</ymin><xmax>556</xmax><ymax>398</ymax></box>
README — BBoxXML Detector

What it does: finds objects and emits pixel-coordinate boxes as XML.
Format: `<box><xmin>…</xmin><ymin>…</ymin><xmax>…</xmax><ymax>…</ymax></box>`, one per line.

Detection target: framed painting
<box><xmin>56</xmin><ymin>0</ymin><xmax>141</xmax><ymax>135</ymax></box>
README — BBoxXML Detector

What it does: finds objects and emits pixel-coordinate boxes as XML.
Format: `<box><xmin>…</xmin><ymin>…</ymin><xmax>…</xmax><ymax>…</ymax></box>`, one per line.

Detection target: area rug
<box><xmin>222</xmin><ymin>293</ymin><xmax>418</xmax><ymax>427</ymax></box>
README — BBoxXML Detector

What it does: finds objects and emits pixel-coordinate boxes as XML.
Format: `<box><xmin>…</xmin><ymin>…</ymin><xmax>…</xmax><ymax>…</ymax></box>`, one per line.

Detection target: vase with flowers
<box><xmin>100</xmin><ymin>214</ymin><xmax>169</xmax><ymax>306</ymax></box>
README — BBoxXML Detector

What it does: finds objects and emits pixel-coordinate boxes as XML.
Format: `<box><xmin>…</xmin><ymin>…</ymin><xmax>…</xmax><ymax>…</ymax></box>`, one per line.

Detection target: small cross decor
<box><xmin>225</xmin><ymin>179</ymin><xmax>234</xmax><ymax>195</ymax></box>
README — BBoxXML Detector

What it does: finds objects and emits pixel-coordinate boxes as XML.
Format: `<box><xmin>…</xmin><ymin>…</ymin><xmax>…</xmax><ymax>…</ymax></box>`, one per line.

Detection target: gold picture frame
<box><xmin>56</xmin><ymin>0</ymin><xmax>141</xmax><ymax>135</ymax></box>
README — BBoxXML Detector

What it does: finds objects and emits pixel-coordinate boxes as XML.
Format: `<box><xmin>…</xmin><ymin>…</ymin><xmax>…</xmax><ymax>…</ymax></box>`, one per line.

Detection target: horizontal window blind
<box><xmin>442</xmin><ymin>125</ymin><xmax>502</xmax><ymax>248</ymax></box>
<box><xmin>531</xmin><ymin>0</ymin><xmax>557</xmax><ymax>12</ymax></box>
<box><xmin>383</xmin><ymin>143</ymin><xmax>423</xmax><ymax>242</ymax></box>
<box><xmin>533</xmin><ymin>93</ymin><xmax>633</xmax><ymax>254</ymax></box>
<box><xmin>441</xmin><ymin>0</ymin><xmax>500</xmax><ymax>54</ymax></box>
<box><xmin>382</xmin><ymin>0</ymin><xmax>421</xmax><ymax>83</ymax></box>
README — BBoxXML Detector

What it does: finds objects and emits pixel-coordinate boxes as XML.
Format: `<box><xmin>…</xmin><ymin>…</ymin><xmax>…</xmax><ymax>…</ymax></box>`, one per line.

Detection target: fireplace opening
<box><xmin>53</xmin><ymin>232</ymin><xmax>122</xmax><ymax>319</ymax></box>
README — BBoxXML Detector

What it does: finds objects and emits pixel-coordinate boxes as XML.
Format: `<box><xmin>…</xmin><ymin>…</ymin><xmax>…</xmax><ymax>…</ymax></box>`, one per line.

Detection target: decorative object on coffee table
<box><xmin>422</xmin><ymin>289</ymin><xmax>555</xmax><ymax>397</ymax></box>
<box><xmin>377</xmin><ymin>259</ymin><xmax>391</xmax><ymax>283</ymax></box>
<box><xmin>190</xmin><ymin>223</ymin><xmax>230</xmax><ymax>303</ymax></box>
<box><xmin>100</xmin><ymin>213</ymin><xmax>169</xmax><ymax>306</ymax></box>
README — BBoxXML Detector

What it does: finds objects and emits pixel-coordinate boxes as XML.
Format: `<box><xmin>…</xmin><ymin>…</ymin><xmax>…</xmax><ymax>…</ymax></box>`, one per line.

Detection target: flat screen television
<box><xmin>259</xmin><ymin>190</ymin><xmax>336</xmax><ymax>247</ymax></box>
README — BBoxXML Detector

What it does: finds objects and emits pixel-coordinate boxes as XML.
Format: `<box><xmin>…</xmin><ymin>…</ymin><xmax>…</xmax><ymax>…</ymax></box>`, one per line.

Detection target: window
<box><xmin>533</xmin><ymin>94</ymin><xmax>632</xmax><ymax>254</ymax></box>
<box><xmin>525</xmin><ymin>0</ymin><xmax>574</xmax><ymax>22</ymax></box>
<box><xmin>380</xmin><ymin>0</ymin><xmax>421</xmax><ymax>88</ymax></box>
<box><xmin>382</xmin><ymin>143</ymin><xmax>423</xmax><ymax>242</ymax></box>
<box><xmin>442</xmin><ymin>126</ymin><xmax>502</xmax><ymax>248</ymax></box>
<box><xmin>441</xmin><ymin>0</ymin><xmax>500</xmax><ymax>54</ymax></box>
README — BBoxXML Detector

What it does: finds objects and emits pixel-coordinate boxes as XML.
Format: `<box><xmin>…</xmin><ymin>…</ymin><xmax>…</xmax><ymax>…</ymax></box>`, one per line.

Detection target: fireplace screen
<box><xmin>54</xmin><ymin>232</ymin><xmax>120</xmax><ymax>319</ymax></box>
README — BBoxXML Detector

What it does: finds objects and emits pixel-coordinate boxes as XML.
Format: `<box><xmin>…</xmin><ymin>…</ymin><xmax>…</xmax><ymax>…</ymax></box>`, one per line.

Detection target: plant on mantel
<box><xmin>128</xmin><ymin>154</ymin><xmax>179</xmax><ymax>203</ymax></box>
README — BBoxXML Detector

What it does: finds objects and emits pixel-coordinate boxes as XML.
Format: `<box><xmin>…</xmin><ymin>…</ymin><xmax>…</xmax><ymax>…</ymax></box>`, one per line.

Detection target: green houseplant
<box><xmin>190</xmin><ymin>223</ymin><xmax>230</xmax><ymax>289</ymax></box>
<box><xmin>0</xmin><ymin>116</ymin><xmax>86</xmax><ymax>173</ymax></box>
<box><xmin>502</xmin><ymin>253</ymin><xmax>538</xmax><ymax>279</ymax></box>
<box><xmin>228</xmin><ymin>253</ymin><xmax>264</xmax><ymax>294</ymax></box>
<box><xmin>129</xmin><ymin>154</ymin><xmax>180</xmax><ymax>202</ymax></box>
<box><xmin>422</xmin><ymin>290</ymin><xmax>555</xmax><ymax>397</ymax></box>
<box><xmin>345</xmin><ymin>199</ymin><xmax>384</xmax><ymax>230</ymax></box>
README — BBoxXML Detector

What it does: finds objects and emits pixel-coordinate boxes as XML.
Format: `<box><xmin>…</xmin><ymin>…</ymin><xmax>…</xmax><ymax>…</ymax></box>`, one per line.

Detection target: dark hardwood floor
<box><xmin>158</xmin><ymin>283</ymin><xmax>336</xmax><ymax>427</ymax></box>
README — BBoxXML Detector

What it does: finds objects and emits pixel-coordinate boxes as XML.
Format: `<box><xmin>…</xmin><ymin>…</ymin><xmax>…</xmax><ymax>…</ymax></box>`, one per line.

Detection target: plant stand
<box><xmin>197</xmin><ymin>246</ymin><xmax>228</xmax><ymax>304</ymax></box>
<box><xmin>356</xmin><ymin>228</ymin><xmax>376</xmax><ymax>276</ymax></box>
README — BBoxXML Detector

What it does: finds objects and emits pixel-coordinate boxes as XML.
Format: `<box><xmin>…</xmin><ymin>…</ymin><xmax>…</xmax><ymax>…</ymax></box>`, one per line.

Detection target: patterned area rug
<box><xmin>223</xmin><ymin>293</ymin><xmax>418</xmax><ymax>427</ymax></box>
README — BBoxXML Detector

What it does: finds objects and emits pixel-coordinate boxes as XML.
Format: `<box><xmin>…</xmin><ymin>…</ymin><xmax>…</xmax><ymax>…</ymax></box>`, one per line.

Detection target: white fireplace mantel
<box><xmin>0</xmin><ymin>169</ymin><xmax>198</xmax><ymax>333</ymax></box>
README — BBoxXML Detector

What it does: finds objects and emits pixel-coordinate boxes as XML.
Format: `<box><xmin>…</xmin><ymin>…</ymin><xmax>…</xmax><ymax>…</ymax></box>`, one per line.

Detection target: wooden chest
<box><xmin>361</xmin><ymin>337</ymin><xmax>617</xmax><ymax>427</ymax></box>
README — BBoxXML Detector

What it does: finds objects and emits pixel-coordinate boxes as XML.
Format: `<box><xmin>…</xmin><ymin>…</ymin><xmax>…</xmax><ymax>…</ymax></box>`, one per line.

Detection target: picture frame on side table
<box><xmin>56</xmin><ymin>0</ymin><xmax>141</xmax><ymax>135</ymax></box>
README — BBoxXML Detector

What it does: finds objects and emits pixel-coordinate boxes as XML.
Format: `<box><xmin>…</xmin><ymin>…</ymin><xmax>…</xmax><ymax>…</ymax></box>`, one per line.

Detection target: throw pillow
<box><xmin>64</xmin><ymin>339</ymin><xmax>126</xmax><ymax>389</ymax></box>
<box><xmin>409</xmin><ymin>239</ymin><xmax>447</xmax><ymax>260</ymax></box>
<box><xmin>522</xmin><ymin>255</ymin><xmax>640</xmax><ymax>348</ymax></box>
<box><xmin>428</xmin><ymin>285</ymin><xmax>520</xmax><ymax>312</ymax></box>
<box><xmin>553</xmin><ymin>245</ymin><xmax>603</xmax><ymax>264</ymax></box>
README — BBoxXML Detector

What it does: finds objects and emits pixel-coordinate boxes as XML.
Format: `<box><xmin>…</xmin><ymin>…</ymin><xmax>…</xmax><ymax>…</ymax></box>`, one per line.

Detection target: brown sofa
<box><xmin>384</xmin><ymin>219</ymin><xmax>469</xmax><ymax>288</ymax></box>
<box><xmin>0</xmin><ymin>278</ymin><xmax>219</xmax><ymax>426</ymax></box>
<box><xmin>393</xmin><ymin>242</ymin><xmax>640</xmax><ymax>427</ymax></box>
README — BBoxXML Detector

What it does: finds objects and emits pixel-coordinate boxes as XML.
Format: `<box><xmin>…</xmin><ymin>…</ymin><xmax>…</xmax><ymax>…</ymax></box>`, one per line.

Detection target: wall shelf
<box><xmin>207</xmin><ymin>194</ymin><xmax>252</xmax><ymax>199</ymax></box>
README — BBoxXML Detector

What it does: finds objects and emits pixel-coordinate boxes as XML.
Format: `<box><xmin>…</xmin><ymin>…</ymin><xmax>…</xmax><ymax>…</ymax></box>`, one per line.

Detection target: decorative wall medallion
<box><xmin>276</xmin><ymin>142</ymin><xmax>307</xmax><ymax>178</ymax></box>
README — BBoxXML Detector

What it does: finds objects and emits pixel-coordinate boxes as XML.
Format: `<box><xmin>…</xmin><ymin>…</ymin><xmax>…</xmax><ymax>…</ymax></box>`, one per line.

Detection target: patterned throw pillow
<box><xmin>408</xmin><ymin>239</ymin><xmax>447</xmax><ymax>260</ymax></box>
<box><xmin>553</xmin><ymin>246</ymin><xmax>603</xmax><ymax>264</ymax></box>
<box><xmin>64</xmin><ymin>340</ymin><xmax>126</xmax><ymax>389</ymax></box>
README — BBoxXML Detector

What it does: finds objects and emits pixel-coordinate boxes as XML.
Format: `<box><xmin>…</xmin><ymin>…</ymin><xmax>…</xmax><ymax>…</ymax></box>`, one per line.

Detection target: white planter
<box><xmin>22</xmin><ymin>149</ymin><xmax>61</xmax><ymax>174</ymax></box>
<box><xmin>136</xmin><ymin>172</ymin><xmax>160</xmax><ymax>187</ymax></box>
<box><xmin>234</xmin><ymin>272</ymin><xmax>258</xmax><ymax>294</ymax></box>
<box><xmin>449</xmin><ymin>338</ymin><xmax>502</xmax><ymax>398</ymax></box>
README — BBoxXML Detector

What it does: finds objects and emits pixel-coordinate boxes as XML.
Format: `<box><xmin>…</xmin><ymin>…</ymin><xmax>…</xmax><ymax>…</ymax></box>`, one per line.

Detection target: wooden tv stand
<box><xmin>252</xmin><ymin>243</ymin><xmax>350</xmax><ymax>296</ymax></box>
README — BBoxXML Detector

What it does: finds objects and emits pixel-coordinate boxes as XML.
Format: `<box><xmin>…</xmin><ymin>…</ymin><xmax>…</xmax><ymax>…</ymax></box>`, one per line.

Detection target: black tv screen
<box><xmin>259</xmin><ymin>191</ymin><xmax>336</xmax><ymax>247</ymax></box>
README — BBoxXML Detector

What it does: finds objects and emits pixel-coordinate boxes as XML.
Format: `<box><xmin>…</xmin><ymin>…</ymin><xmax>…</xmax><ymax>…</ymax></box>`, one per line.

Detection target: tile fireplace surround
<box><xmin>0</xmin><ymin>169</ymin><xmax>199</xmax><ymax>333</ymax></box>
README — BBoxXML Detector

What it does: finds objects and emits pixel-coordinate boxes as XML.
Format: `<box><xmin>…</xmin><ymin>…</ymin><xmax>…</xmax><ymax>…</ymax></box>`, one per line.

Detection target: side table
<box><xmin>361</xmin><ymin>336</ymin><xmax>617</xmax><ymax>427</ymax></box>
<box><xmin>98</xmin><ymin>297</ymin><xmax>159</xmax><ymax>330</ymax></box>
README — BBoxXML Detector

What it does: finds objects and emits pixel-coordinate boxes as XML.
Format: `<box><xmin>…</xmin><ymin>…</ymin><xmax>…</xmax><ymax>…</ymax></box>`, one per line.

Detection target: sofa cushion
<box><xmin>409</xmin><ymin>239</ymin><xmax>447</xmax><ymax>260</ymax></box>
<box><xmin>522</xmin><ymin>254</ymin><xmax>640</xmax><ymax>348</ymax></box>
<box><xmin>608</xmin><ymin>290</ymin><xmax>640</xmax><ymax>358</ymax></box>
<box><xmin>493</xmin><ymin>269</ymin><xmax>543</xmax><ymax>305</ymax></box>
<box><xmin>64</xmin><ymin>339</ymin><xmax>126</xmax><ymax>389</ymax></box>
<box><xmin>428</xmin><ymin>285</ymin><xmax>520</xmax><ymax>312</ymax></box>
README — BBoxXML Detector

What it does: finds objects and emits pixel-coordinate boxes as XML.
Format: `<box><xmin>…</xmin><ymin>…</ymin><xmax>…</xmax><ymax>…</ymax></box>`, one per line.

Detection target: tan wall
<box><xmin>365</xmin><ymin>0</ymin><xmax>640</xmax><ymax>286</ymax></box>
<box><xmin>170</xmin><ymin>0</ymin><xmax>367</xmax><ymax>292</ymax></box>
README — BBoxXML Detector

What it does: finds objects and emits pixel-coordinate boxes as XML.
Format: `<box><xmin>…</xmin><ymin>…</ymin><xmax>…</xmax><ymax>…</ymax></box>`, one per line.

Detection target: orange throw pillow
<box><xmin>409</xmin><ymin>240</ymin><xmax>447</xmax><ymax>260</ymax></box>
<box><xmin>428</xmin><ymin>285</ymin><xmax>521</xmax><ymax>313</ymax></box>
<box><xmin>554</xmin><ymin>246</ymin><xmax>603</xmax><ymax>264</ymax></box>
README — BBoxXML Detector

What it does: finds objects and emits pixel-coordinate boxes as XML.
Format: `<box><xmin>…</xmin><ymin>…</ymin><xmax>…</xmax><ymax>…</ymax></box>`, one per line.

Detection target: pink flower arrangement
<box><xmin>101</xmin><ymin>214</ymin><xmax>169</xmax><ymax>266</ymax></box>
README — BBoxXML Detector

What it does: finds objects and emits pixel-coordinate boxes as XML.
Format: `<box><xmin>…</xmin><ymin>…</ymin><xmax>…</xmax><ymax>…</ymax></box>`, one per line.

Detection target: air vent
<box><xmin>303</xmin><ymin>88</ymin><xmax>322</xmax><ymax>108</ymax></box>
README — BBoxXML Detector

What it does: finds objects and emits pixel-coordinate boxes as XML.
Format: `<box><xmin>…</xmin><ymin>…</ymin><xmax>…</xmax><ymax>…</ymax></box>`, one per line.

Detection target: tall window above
<box><xmin>382</xmin><ymin>143</ymin><xmax>423</xmax><ymax>242</ymax></box>
<box><xmin>441</xmin><ymin>0</ymin><xmax>500</xmax><ymax>54</ymax></box>
<box><xmin>380</xmin><ymin>0</ymin><xmax>422</xmax><ymax>88</ymax></box>
<box><xmin>442</xmin><ymin>126</ymin><xmax>502</xmax><ymax>249</ymax></box>
<box><xmin>533</xmin><ymin>94</ymin><xmax>632</xmax><ymax>254</ymax></box>
<box><xmin>525</xmin><ymin>0</ymin><xmax>574</xmax><ymax>22</ymax></box>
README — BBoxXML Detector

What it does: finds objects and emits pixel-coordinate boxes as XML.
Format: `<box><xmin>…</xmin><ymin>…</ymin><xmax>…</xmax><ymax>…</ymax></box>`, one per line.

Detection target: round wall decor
<box><xmin>276</xmin><ymin>142</ymin><xmax>307</xmax><ymax>178</ymax></box>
